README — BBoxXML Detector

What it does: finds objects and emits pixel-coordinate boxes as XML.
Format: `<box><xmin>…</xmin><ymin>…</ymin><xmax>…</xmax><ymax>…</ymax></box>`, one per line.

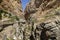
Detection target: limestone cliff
<box><xmin>0</xmin><ymin>0</ymin><xmax>25</xmax><ymax>40</ymax></box>
<box><xmin>0</xmin><ymin>0</ymin><xmax>23</xmax><ymax>17</ymax></box>
<box><xmin>24</xmin><ymin>0</ymin><xmax>60</xmax><ymax>40</ymax></box>
<box><xmin>0</xmin><ymin>0</ymin><xmax>60</xmax><ymax>40</ymax></box>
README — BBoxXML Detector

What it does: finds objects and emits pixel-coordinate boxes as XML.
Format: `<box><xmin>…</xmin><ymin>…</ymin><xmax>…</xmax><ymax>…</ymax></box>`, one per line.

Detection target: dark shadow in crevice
<box><xmin>35</xmin><ymin>0</ymin><xmax>43</xmax><ymax>8</ymax></box>
<box><xmin>0</xmin><ymin>24</ymin><xmax>13</xmax><ymax>32</ymax></box>
<box><xmin>40</xmin><ymin>29</ymin><xmax>49</xmax><ymax>40</ymax></box>
<box><xmin>40</xmin><ymin>23</ymin><xmax>57</xmax><ymax>40</ymax></box>
<box><xmin>0</xmin><ymin>0</ymin><xmax>3</xmax><ymax>3</ymax></box>
<box><xmin>30</xmin><ymin>35</ymin><xmax>35</xmax><ymax>40</ymax></box>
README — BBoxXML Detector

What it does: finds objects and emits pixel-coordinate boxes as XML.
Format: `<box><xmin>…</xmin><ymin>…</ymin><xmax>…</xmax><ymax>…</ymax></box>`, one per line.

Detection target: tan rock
<box><xmin>24</xmin><ymin>0</ymin><xmax>60</xmax><ymax>40</ymax></box>
<box><xmin>0</xmin><ymin>0</ymin><xmax>23</xmax><ymax>17</ymax></box>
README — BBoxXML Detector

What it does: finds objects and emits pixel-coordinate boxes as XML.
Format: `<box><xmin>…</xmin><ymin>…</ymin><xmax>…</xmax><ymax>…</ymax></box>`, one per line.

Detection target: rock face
<box><xmin>24</xmin><ymin>0</ymin><xmax>60</xmax><ymax>40</ymax></box>
<box><xmin>0</xmin><ymin>0</ymin><xmax>25</xmax><ymax>40</ymax></box>
<box><xmin>0</xmin><ymin>0</ymin><xmax>60</xmax><ymax>40</ymax></box>
<box><xmin>0</xmin><ymin>0</ymin><xmax>23</xmax><ymax>17</ymax></box>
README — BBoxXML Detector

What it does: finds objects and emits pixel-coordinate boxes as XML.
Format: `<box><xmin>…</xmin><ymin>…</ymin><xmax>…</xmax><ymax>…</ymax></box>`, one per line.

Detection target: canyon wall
<box><xmin>0</xmin><ymin>0</ymin><xmax>60</xmax><ymax>40</ymax></box>
<box><xmin>0</xmin><ymin>0</ymin><xmax>25</xmax><ymax>40</ymax></box>
<box><xmin>24</xmin><ymin>0</ymin><xmax>60</xmax><ymax>40</ymax></box>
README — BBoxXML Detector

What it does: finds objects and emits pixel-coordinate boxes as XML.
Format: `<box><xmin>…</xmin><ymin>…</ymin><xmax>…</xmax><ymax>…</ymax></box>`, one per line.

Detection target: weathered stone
<box><xmin>24</xmin><ymin>0</ymin><xmax>60</xmax><ymax>40</ymax></box>
<box><xmin>0</xmin><ymin>0</ymin><xmax>60</xmax><ymax>40</ymax></box>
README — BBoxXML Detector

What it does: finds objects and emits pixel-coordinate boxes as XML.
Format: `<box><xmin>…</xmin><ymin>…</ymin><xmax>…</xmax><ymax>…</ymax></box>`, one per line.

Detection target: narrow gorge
<box><xmin>0</xmin><ymin>0</ymin><xmax>60</xmax><ymax>40</ymax></box>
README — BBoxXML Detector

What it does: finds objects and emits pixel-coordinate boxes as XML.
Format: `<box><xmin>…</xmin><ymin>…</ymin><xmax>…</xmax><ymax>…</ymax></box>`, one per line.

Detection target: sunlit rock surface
<box><xmin>0</xmin><ymin>0</ymin><xmax>23</xmax><ymax>17</ymax></box>
<box><xmin>0</xmin><ymin>0</ymin><xmax>25</xmax><ymax>40</ymax></box>
<box><xmin>0</xmin><ymin>0</ymin><xmax>60</xmax><ymax>40</ymax></box>
<box><xmin>24</xmin><ymin>0</ymin><xmax>60</xmax><ymax>40</ymax></box>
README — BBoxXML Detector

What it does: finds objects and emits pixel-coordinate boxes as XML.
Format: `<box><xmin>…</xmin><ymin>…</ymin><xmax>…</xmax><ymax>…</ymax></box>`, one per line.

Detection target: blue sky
<box><xmin>21</xmin><ymin>0</ymin><xmax>30</xmax><ymax>11</ymax></box>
